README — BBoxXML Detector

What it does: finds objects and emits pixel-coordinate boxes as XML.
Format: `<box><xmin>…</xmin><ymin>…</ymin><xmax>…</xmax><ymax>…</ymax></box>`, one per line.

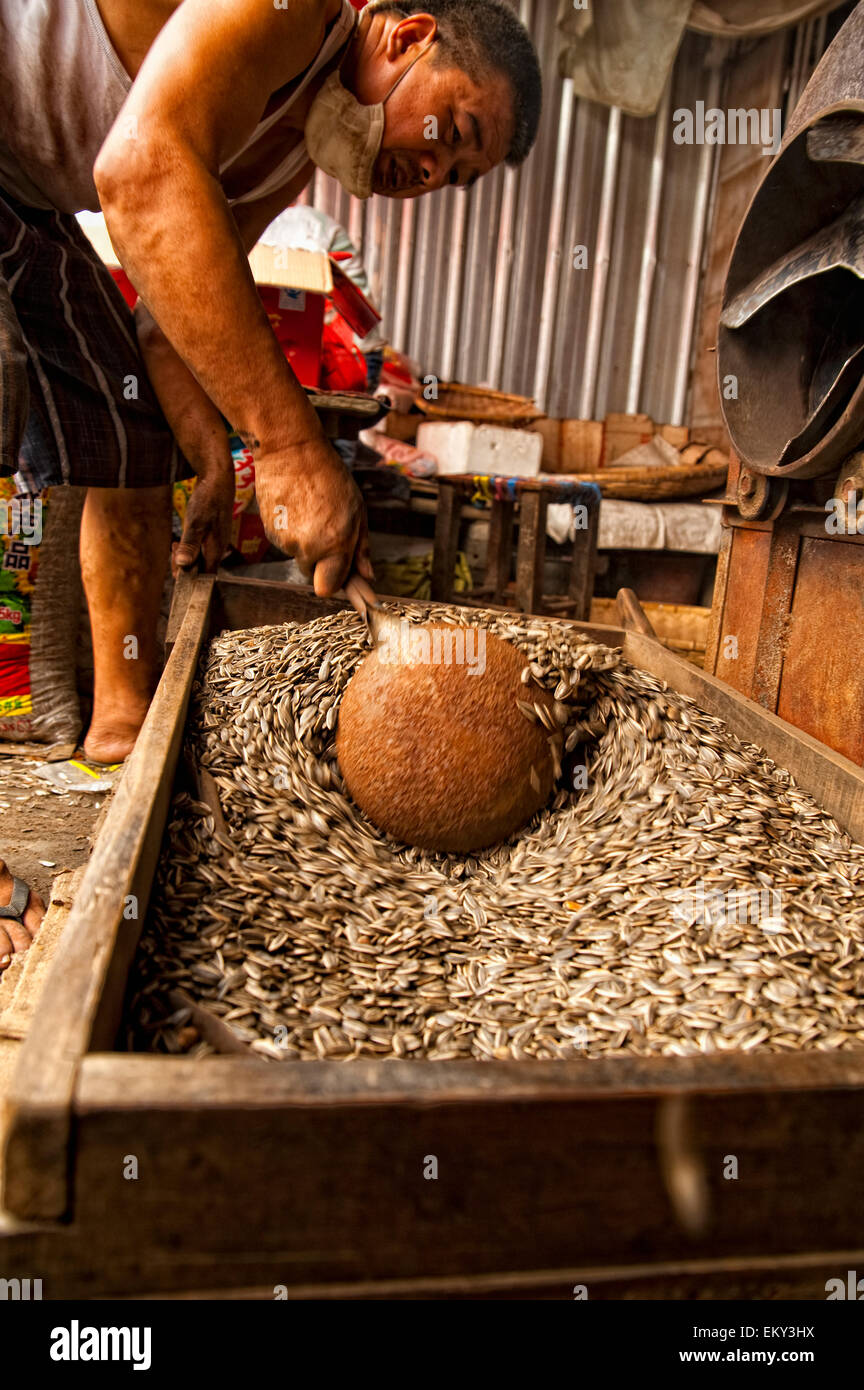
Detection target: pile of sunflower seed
<box><xmin>128</xmin><ymin>603</ymin><xmax>864</xmax><ymax>1061</ymax></box>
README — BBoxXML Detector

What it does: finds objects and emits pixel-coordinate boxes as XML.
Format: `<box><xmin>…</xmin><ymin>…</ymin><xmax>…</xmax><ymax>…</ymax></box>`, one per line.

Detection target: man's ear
<box><xmin>385</xmin><ymin>12</ymin><xmax>438</xmax><ymax>59</ymax></box>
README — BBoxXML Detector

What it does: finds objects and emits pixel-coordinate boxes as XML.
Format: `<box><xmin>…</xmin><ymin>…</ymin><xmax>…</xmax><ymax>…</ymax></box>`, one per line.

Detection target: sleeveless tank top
<box><xmin>0</xmin><ymin>0</ymin><xmax>355</xmax><ymax>213</ymax></box>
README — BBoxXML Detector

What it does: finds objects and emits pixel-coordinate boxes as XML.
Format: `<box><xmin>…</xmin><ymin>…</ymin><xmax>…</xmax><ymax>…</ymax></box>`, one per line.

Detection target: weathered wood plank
<box><xmin>704</xmin><ymin>524</ymin><xmax>732</xmax><ymax>673</ymax></box>
<box><xmin>1</xmin><ymin>575</ymin><xmax>215</xmax><ymax>1221</ymax></box>
<box><xmin>214</xmin><ymin>576</ymin><xmax>628</xmax><ymax>646</ymax></box>
<box><xmin>64</xmin><ymin>1061</ymin><xmax>864</xmax><ymax>1285</ymax></box>
<box><xmin>0</xmin><ymin>1198</ymin><xmax>859</xmax><ymax>1300</ymax></box>
<box><xmin>0</xmin><ymin>868</ymin><xmax>84</xmax><ymax>1041</ymax></box>
<box><xmin>752</xmin><ymin>519</ymin><xmax>800</xmax><ymax>710</ymax></box>
<box><xmin>115</xmin><ymin>1248</ymin><xmax>864</xmax><ymax>1300</ymax></box>
<box><xmin>76</xmin><ymin>1049</ymin><xmax>864</xmax><ymax>1110</ymax></box>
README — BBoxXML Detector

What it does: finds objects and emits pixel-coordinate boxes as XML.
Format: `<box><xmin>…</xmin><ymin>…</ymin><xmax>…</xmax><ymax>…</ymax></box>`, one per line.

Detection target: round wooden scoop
<box><xmin>336</xmin><ymin>608</ymin><xmax>556</xmax><ymax>853</ymax></box>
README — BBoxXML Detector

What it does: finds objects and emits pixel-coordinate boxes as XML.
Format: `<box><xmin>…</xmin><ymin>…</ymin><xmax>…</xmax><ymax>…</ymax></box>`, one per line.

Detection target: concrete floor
<box><xmin>0</xmin><ymin>755</ymin><xmax>106</xmax><ymax>907</ymax></box>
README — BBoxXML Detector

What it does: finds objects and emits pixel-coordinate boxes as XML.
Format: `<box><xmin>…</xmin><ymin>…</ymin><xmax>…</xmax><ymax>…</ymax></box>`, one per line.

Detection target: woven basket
<box><xmin>565</xmin><ymin>450</ymin><xmax>728</xmax><ymax>501</ymax></box>
<box><xmin>590</xmin><ymin>598</ymin><xmax>710</xmax><ymax>666</ymax></box>
<box><xmin>417</xmin><ymin>381</ymin><xmax>543</xmax><ymax>428</ymax></box>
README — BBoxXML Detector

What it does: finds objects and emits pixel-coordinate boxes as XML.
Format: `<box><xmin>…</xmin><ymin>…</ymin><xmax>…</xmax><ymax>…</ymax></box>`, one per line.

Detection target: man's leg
<box><xmin>0</xmin><ymin>270</ymin><xmax>45</xmax><ymax>957</ymax></box>
<box><xmin>80</xmin><ymin>482</ymin><xmax>172</xmax><ymax>764</ymax></box>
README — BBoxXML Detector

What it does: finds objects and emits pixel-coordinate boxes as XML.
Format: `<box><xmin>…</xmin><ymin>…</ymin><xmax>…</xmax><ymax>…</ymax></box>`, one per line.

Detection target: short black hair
<box><xmin>367</xmin><ymin>0</ymin><xmax>542</xmax><ymax>165</ymax></box>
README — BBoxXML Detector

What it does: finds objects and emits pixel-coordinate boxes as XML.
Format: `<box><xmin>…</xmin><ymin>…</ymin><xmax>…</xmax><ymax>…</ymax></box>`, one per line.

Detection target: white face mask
<box><xmin>305</xmin><ymin>36</ymin><xmax>432</xmax><ymax>199</ymax></box>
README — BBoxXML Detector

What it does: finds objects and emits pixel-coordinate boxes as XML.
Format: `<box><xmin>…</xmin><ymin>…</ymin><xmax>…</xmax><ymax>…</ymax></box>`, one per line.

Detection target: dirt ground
<box><xmin>0</xmin><ymin>754</ymin><xmax>107</xmax><ymax>906</ymax></box>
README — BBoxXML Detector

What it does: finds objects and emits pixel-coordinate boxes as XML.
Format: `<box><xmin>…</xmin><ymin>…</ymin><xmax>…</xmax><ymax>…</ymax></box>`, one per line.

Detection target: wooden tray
<box><xmin>2</xmin><ymin>575</ymin><xmax>864</xmax><ymax>1299</ymax></box>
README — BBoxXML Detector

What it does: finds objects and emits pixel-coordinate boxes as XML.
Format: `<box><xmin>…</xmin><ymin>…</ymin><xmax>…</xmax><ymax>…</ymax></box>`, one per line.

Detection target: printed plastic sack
<box><xmin>172</xmin><ymin>429</ymin><xmax>270</xmax><ymax>567</ymax></box>
<box><xmin>0</xmin><ymin>483</ymin><xmax>84</xmax><ymax>743</ymax></box>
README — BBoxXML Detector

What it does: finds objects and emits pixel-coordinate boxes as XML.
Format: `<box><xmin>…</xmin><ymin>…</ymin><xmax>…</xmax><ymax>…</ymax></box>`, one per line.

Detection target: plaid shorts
<box><xmin>0</xmin><ymin>185</ymin><xmax>187</xmax><ymax>492</ymax></box>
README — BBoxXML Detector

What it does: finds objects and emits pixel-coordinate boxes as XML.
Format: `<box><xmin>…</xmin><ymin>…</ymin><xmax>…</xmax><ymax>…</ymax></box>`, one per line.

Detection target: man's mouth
<box><xmin>381</xmin><ymin>155</ymin><xmax>413</xmax><ymax>194</ymax></box>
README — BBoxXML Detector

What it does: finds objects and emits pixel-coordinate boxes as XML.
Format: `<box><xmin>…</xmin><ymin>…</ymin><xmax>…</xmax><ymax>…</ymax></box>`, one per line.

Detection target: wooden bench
<box><xmin>431</xmin><ymin>474</ymin><xmax>602</xmax><ymax>617</ymax></box>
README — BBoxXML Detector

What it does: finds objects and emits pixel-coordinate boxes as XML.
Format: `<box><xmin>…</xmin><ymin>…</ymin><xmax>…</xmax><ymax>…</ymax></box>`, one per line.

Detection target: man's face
<box><xmin>351</xmin><ymin>15</ymin><xmax>515</xmax><ymax>199</ymax></box>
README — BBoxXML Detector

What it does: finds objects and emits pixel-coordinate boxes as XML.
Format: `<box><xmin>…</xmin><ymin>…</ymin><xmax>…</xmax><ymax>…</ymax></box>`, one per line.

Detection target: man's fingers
<box><xmin>344</xmin><ymin>574</ymin><xmax>379</xmax><ymax>616</ymax></box>
<box><xmin>313</xmin><ymin>551</ymin><xmax>351</xmax><ymax>598</ymax></box>
<box><xmin>200</xmin><ymin>532</ymin><xmax>224</xmax><ymax>574</ymax></box>
<box><xmin>175</xmin><ymin>507</ymin><xmax>206</xmax><ymax>565</ymax></box>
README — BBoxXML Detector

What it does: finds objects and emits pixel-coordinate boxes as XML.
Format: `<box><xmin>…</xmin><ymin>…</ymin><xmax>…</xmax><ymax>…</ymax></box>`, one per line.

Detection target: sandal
<box><xmin>0</xmin><ymin>877</ymin><xmax>30</xmax><ymax>924</ymax></box>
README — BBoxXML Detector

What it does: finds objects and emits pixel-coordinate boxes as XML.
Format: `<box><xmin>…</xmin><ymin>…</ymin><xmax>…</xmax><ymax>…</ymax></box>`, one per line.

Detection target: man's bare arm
<box><xmin>95</xmin><ymin>0</ymin><xmax>373</xmax><ymax>594</ymax></box>
<box><xmin>94</xmin><ymin>0</ymin><xmax>335</xmax><ymax>454</ymax></box>
<box><xmin>133</xmin><ymin>166</ymin><xmax>323</xmax><ymax>573</ymax></box>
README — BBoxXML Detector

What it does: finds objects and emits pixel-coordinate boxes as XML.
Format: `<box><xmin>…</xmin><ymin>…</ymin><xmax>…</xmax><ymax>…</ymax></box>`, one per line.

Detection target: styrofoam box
<box><xmin>473</xmin><ymin>424</ymin><xmax>542</xmax><ymax>478</ymax></box>
<box><xmin>416</xmin><ymin>421</ymin><xmax>542</xmax><ymax>478</ymax></box>
<box><xmin>415</xmin><ymin>421</ymin><xmax>475</xmax><ymax>474</ymax></box>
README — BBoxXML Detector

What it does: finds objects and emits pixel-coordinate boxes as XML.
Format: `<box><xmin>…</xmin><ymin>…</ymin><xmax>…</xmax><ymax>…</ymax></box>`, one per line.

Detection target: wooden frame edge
<box><xmin>1</xmin><ymin>576</ymin><xmax>215</xmax><ymax>1221</ymax></box>
<box><xmin>75</xmin><ymin>1048</ymin><xmax>864</xmax><ymax>1112</ymax></box>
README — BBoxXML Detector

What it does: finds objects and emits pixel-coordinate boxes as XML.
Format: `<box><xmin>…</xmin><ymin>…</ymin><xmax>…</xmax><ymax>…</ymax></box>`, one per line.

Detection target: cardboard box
<box><xmin>561</xmin><ymin>419</ymin><xmax>605</xmax><ymax>472</ymax></box>
<box><xmin>603</xmin><ymin>412</ymin><xmax>654</xmax><ymax>467</ymax></box>
<box><xmin>79</xmin><ymin>219</ymin><xmax>380</xmax><ymax>391</ymax></box>
<box><xmin>529</xmin><ymin>418</ymin><xmax>562</xmax><ymax>470</ymax></box>
<box><xmin>253</xmin><ymin>246</ymin><xmax>380</xmax><ymax>389</ymax></box>
<box><xmin>658</xmin><ymin>423</ymin><xmax>689</xmax><ymax>451</ymax></box>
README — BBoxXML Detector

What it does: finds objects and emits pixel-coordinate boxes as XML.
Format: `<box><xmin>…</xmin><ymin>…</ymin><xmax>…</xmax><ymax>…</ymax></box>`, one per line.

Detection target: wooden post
<box><xmin>431</xmin><ymin>481</ymin><xmax>461</xmax><ymax>602</ymax></box>
<box><xmin>515</xmin><ymin>491</ymin><xmax>548</xmax><ymax>614</ymax></box>
<box><xmin>484</xmin><ymin>499</ymin><xmax>515</xmax><ymax>604</ymax></box>
<box><xmin>568</xmin><ymin>493</ymin><xmax>600</xmax><ymax>621</ymax></box>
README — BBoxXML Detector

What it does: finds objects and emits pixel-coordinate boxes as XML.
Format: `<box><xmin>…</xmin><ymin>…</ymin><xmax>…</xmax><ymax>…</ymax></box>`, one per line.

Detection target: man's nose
<box><xmin>418</xmin><ymin>148</ymin><xmax>451</xmax><ymax>191</ymax></box>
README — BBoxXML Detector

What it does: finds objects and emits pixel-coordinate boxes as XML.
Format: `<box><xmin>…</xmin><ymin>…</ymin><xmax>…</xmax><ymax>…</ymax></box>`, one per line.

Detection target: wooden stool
<box><xmin>431</xmin><ymin>474</ymin><xmax>602</xmax><ymax>618</ymax></box>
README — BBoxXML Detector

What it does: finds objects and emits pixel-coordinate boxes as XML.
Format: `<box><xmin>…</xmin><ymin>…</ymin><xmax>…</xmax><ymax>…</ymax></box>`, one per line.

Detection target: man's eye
<box><xmin>452</xmin><ymin>121</ymin><xmax>462</xmax><ymax>146</ymax></box>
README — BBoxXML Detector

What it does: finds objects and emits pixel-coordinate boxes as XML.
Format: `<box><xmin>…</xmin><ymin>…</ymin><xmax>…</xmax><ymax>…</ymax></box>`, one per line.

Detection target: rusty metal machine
<box><xmin>708</xmin><ymin>1</ymin><xmax>864</xmax><ymax>764</ymax></box>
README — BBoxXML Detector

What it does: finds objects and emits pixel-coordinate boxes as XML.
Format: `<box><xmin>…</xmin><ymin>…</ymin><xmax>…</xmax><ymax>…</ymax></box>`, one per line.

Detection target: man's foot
<box><xmin>83</xmin><ymin>704</ymin><xmax>150</xmax><ymax>764</ymax></box>
<box><xmin>0</xmin><ymin>861</ymin><xmax>45</xmax><ymax>972</ymax></box>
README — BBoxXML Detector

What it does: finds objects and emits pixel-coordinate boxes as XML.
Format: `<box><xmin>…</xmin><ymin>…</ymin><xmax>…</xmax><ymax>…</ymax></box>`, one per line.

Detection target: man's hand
<box><xmin>173</xmin><ymin>464</ymin><xmax>235</xmax><ymax>576</ymax></box>
<box><xmin>254</xmin><ymin>435</ymin><xmax>374</xmax><ymax>597</ymax></box>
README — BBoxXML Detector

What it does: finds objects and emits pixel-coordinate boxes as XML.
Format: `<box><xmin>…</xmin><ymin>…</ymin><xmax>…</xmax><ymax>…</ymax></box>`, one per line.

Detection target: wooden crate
<box><xmin>2</xmin><ymin>574</ymin><xmax>864</xmax><ymax>1299</ymax></box>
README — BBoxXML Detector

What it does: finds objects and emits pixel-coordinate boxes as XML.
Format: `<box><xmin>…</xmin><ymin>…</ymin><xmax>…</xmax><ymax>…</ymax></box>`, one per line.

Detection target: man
<box><xmin>0</xmin><ymin>0</ymin><xmax>541</xmax><ymax>960</ymax></box>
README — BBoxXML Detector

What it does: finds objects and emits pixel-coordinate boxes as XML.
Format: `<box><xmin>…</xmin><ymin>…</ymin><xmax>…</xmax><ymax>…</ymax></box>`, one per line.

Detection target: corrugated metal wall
<box><xmin>300</xmin><ymin>3</ymin><xmax>727</xmax><ymax>423</ymax></box>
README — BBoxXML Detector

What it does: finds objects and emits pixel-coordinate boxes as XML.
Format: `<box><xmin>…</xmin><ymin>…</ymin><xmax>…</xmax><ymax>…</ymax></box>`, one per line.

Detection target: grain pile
<box><xmin>128</xmin><ymin>604</ymin><xmax>864</xmax><ymax>1061</ymax></box>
